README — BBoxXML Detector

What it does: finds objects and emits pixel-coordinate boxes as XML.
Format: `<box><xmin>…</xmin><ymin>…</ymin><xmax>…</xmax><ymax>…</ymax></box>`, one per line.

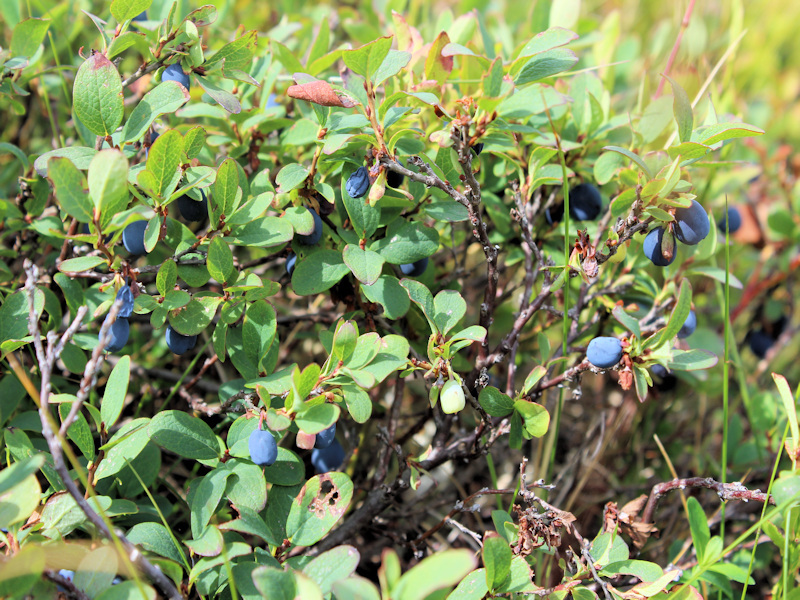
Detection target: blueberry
<box><xmin>115</xmin><ymin>285</ymin><xmax>134</xmax><ymax>318</ymax></box>
<box><xmin>747</xmin><ymin>330</ymin><xmax>774</xmax><ymax>359</ymax></box>
<box><xmin>677</xmin><ymin>310</ymin><xmax>697</xmax><ymax>339</ymax></box>
<box><xmin>266</xmin><ymin>93</ymin><xmax>279</xmax><ymax>108</ymax></box>
<box><xmin>165</xmin><ymin>324</ymin><xmax>197</xmax><ymax>355</ymax></box>
<box><xmin>568</xmin><ymin>183</ymin><xmax>603</xmax><ymax>221</ymax></box>
<box><xmin>162</xmin><ymin>64</ymin><xmax>190</xmax><ymax>91</ymax></box>
<box><xmin>249</xmin><ymin>429</ymin><xmax>278</xmax><ymax>466</ymax></box>
<box><xmin>545</xmin><ymin>202</ymin><xmax>564</xmax><ymax>225</ymax></box>
<box><xmin>104</xmin><ymin>318</ymin><xmax>130</xmax><ymax>353</ymax></box>
<box><xmin>177</xmin><ymin>190</ymin><xmax>208</xmax><ymax>222</ymax></box>
<box><xmin>132</xmin><ymin>11</ymin><xmax>147</xmax><ymax>21</ymax></box>
<box><xmin>286</xmin><ymin>253</ymin><xmax>297</xmax><ymax>275</ymax></box>
<box><xmin>650</xmin><ymin>364</ymin><xmax>677</xmax><ymax>392</ymax></box>
<box><xmin>122</xmin><ymin>221</ymin><xmax>148</xmax><ymax>256</ymax></box>
<box><xmin>673</xmin><ymin>200</ymin><xmax>710</xmax><ymax>245</ymax></box>
<box><xmin>586</xmin><ymin>336</ymin><xmax>623</xmax><ymax>368</ymax></box>
<box><xmin>297</xmin><ymin>208</ymin><xmax>323</xmax><ymax>245</ymax></box>
<box><xmin>58</xmin><ymin>569</ymin><xmax>74</xmax><ymax>582</ymax></box>
<box><xmin>345</xmin><ymin>166</ymin><xmax>370</xmax><ymax>199</ymax></box>
<box><xmin>642</xmin><ymin>226</ymin><xmax>676</xmax><ymax>267</ymax></box>
<box><xmin>386</xmin><ymin>170</ymin><xmax>404</xmax><ymax>188</ymax></box>
<box><xmin>314</xmin><ymin>423</ymin><xmax>336</xmax><ymax>449</ymax></box>
<box><xmin>399</xmin><ymin>257</ymin><xmax>428</xmax><ymax>277</ymax></box>
<box><xmin>472</xmin><ymin>142</ymin><xmax>484</xmax><ymax>155</ymax></box>
<box><xmin>717</xmin><ymin>206</ymin><xmax>742</xmax><ymax>234</ymax></box>
<box><xmin>439</xmin><ymin>379</ymin><xmax>466</xmax><ymax>414</ymax></box>
<box><xmin>311</xmin><ymin>438</ymin><xmax>345</xmax><ymax>473</ymax></box>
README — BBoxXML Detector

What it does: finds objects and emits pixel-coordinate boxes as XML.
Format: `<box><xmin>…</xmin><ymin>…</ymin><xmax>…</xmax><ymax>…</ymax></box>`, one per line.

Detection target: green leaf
<box><xmin>513</xmin><ymin>400</ymin><xmax>550</xmax><ymax>437</ymax></box>
<box><xmin>601</xmin><ymin>146</ymin><xmax>653</xmax><ymax>180</ymax></box>
<box><xmin>73</xmin><ymin>545</ymin><xmax>118</xmax><ymax>597</ymax></box>
<box><xmin>394</xmin><ymin>549</ymin><xmax>477</xmax><ymax>600</ymax></box>
<box><xmin>195</xmin><ymin>76</ymin><xmax>242</xmax><ymax>114</ymax></box>
<box><xmin>373</xmin><ymin>50</ymin><xmax>412</xmax><ymax>86</ymax></box>
<box><xmin>185</xmin><ymin>524</ymin><xmax>223</xmax><ymax>557</ymax></box>
<box><xmin>692</xmin><ymin>122</ymin><xmax>764</xmax><ymax>147</ymax></box>
<box><xmin>10</xmin><ymin>18</ymin><xmax>50</xmax><ymax>59</ymax></box>
<box><xmin>518</xmin><ymin>27</ymin><xmax>579</xmax><ymax>57</ymax></box>
<box><xmin>34</xmin><ymin>147</ymin><xmax>97</xmax><ymax>177</ymax></box>
<box><xmin>483</xmin><ymin>535</ymin><xmax>512</xmax><ymax>590</ymax></box>
<box><xmin>73</xmin><ymin>53</ymin><xmax>124</xmax><ymax>137</ymax></box>
<box><xmin>219</xmin><ymin>505</ymin><xmax>279</xmax><ymax>546</ymax></box>
<box><xmin>252</xmin><ymin>566</ymin><xmax>297</xmax><ymax>600</ymax></box>
<box><xmin>362</xmin><ymin>275</ymin><xmax>410</xmax><ymax>319</ymax></box>
<box><xmin>686</xmin><ymin>266</ymin><xmax>743</xmax><ymax>289</ymax></box>
<box><xmin>143</xmin><ymin>129</ymin><xmax>183</xmax><ymax>200</ymax></box>
<box><xmin>663</xmin><ymin>74</ymin><xmax>693</xmax><ymax>143</ymax></box>
<box><xmin>332</xmin><ymin>320</ymin><xmax>358</xmax><ymax>363</ymax></box>
<box><xmin>656</xmin><ymin>279</ymin><xmax>692</xmax><ymax>347</ymax></box>
<box><xmin>400</xmin><ymin>279</ymin><xmax>436</xmax><ymax>332</ymax></box>
<box><xmin>204</xmin><ymin>30</ymin><xmax>258</xmax><ymax>72</ymax></box>
<box><xmin>207</xmin><ymin>236</ymin><xmax>235</xmax><ymax>284</ymax></box>
<box><xmin>242</xmin><ymin>299</ymin><xmax>276</xmax><ymax>365</ymax></box>
<box><xmin>331</xmin><ymin>577</ymin><xmax>381</xmax><ymax>600</ymax></box>
<box><xmin>686</xmin><ymin>497</ymin><xmax>710</xmax><ymax>562</ymax></box>
<box><xmin>276</xmin><ymin>163</ymin><xmax>310</xmax><ymax>194</ymax></box>
<box><xmin>157</xmin><ymin>259</ymin><xmax>178</xmax><ymax>296</ymax></box>
<box><xmin>94</xmin><ymin>419</ymin><xmax>150</xmax><ymax>480</ymax></box>
<box><xmin>296</xmin><ymin>404</ymin><xmax>340</xmax><ymax>435</ymax></box>
<box><xmin>213</xmin><ymin>158</ymin><xmax>240</xmax><ymax>220</ymax></box>
<box><xmin>283</xmin><ymin>205</ymin><xmax>314</xmax><ymax>234</ymax></box>
<box><xmin>262</xmin><ymin>447</ymin><xmax>305</xmax><ymax>486</ymax></box>
<box><xmin>183</xmin><ymin>126</ymin><xmax>206</xmax><ymax>159</ymax></box>
<box><xmin>371</xmin><ymin>222</ymin><xmax>439</xmax><ymax>264</ymax></box>
<box><xmin>148</xmin><ymin>410</ymin><xmax>221</xmax><ymax>460</ymax></box>
<box><xmin>286</xmin><ymin>472</ymin><xmax>354</xmax><ymax>546</ymax></box>
<box><xmin>123</xmin><ymin>82</ymin><xmax>191</xmax><ymax>142</ymax></box>
<box><xmin>190</xmin><ymin>467</ymin><xmax>233</xmax><ymax>538</ymax></box>
<box><xmin>303</xmin><ymin>545</ymin><xmax>360</xmax><ymax>596</ymax></box>
<box><xmin>110</xmin><ymin>0</ymin><xmax>151</xmax><ymax>22</ymax></box>
<box><xmin>515</xmin><ymin>48</ymin><xmax>578</xmax><ymax>85</ymax></box>
<box><xmin>127</xmin><ymin>522</ymin><xmax>185</xmax><ymax>565</ymax></box>
<box><xmin>101</xmin><ymin>356</ymin><xmax>129</xmax><ymax>428</ymax></box>
<box><xmin>226</xmin><ymin>217</ymin><xmax>294</xmax><ymax>248</ymax></box>
<box><xmin>342</xmin><ymin>245</ymin><xmax>385</xmax><ymax>285</ymax></box>
<box><xmin>88</xmin><ymin>150</ymin><xmax>129</xmax><ymax>228</ymax></box>
<box><xmin>668</xmin><ymin>349</ymin><xmax>718</xmax><ymax>371</ymax></box>
<box><xmin>48</xmin><ymin>157</ymin><xmax>93</xmax><ymax>223</ymax></box>
<box><xmin>433</xmin><ymin>290</ymin><xmax>466</xmax><ymax>335</ymax></box>
<box><xmin>611</xmin><ymin>305</ymin><xmax>641</xmax><ymax>339</ymax></box>
<box><xmin>291</xmin><ymin>250</ymin><xmax>350</xmax><ymax>296</ymax></box>
<box><xmin>479</xmin><ymin>387</ymin><xmax>514</xmax><ymax>417</ymax></box>
<box><xmin>342</xmin><ymin>36</ymin><xmax>393</xmax><ymax>81</ymax></box>
<box><xmin>57</xmin><ymin>255</ymin><xmax>107</xmax><ymax>273</ymax></box>
<box><xmin>168</xmin><ymin>296</ymin><xmax>222</xmax><ymax>336</ymax></box>
<box><xmin>341</xmin><ymin>384</ymin><xmax>371</xmax><ymax>423</ymax></box>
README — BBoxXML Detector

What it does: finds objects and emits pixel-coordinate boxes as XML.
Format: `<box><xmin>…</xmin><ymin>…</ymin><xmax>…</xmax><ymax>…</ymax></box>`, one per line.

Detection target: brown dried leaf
<box><xmin>287</xmin><ymin>77</ymin><xmax>357</xmax><ymax>108</ymax></box>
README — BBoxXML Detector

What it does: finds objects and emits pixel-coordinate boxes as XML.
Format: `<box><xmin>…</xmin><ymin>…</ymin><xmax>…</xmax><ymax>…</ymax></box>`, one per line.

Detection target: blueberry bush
<box><xmin>1</xmin><ymin>1</ymin><xmax>800</xmax><ymax>599</ymax></box>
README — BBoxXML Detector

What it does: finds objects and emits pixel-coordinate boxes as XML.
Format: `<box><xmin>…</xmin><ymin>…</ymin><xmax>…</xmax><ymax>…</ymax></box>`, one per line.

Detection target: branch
<box><xmin>642</xmin><ymin>477</ymin><xmax>773</xmax><ymax>526</ymax></box>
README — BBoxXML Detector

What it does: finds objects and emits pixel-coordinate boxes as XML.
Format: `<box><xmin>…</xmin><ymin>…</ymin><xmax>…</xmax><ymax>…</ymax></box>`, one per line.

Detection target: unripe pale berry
<box><xmin>440</xmin><ymin>379</ymin><xmax>466</xmax><ymax>414</ymax></box>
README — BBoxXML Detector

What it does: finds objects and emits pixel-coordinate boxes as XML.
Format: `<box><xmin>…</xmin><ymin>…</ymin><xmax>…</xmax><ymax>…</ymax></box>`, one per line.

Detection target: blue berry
<box><xmin>297</xmin><ymin>208</ymin><xmax>322</xmax><ymax>245</ymax></box>
<box><xmin>314</xmin><ymin>423</ymin><xmax>336</xmax><ymax>449</ymax></box>
<box><xmin>286</xmin><ymin>253</ymin><xmax>297</xmax><ymax>275</ymax></box>
<box><xmin>568</xmin><ymin>183</ymin><xmax>603</xmax><ymax>221</ymax></box>
<box><xmin>177</xmin><ymin>190</ymin><xmax>208</xmax><ymax>222</ymax></box>
<box><xmin>122</xmin><ymin>221</ymin><xmax>148</xmax><ymax>256</ymax></box>
<box><xmin>387</xmin><ymin>170</ymin><xmax>404</xmax><ymax>188</ymax></box>
<box><xmin>472</xmin><ymin>142</ymin><xmax>484</xmax><ymax>155</ymax></box>
<box><xmin>345</xmin><ymin>167</ymin><xmax>370</xmax><ymax>199</ymax></box>
<box><xmin>747</xmin><ymin>330</ymin><xmax>774</xmax><ymax>359</ymax></box>
<box><xmin>104</xmin><ymin>318</ymin><xmax>130</xmax><ymax>353</ymax></box>
<box><xmin>677</xmin><ymin>310</ymin><xmax>697</xmax><ymax>339</ymax></box>
<box><xmin>266</xmin><ymin>93</ymin><xmax>279</xmax><ymax>108</ymax></box>
<box><xmin>115</xmin><ymin>285</ymin><xmax>134</xmax><ymax>318</ymax></box>
<box><xmin>249</xmin><ymin>429</ymin><xmax>278</xmax><ymax>466</ymax></box>
<box><xmin>545</xmin><ymin>203</ymin><xmax>564</xmax><ymax>224</ymax></box>
<box><xmin>165</xmin><ymin>324</ymin><xmax>197</xmax><ymax>355</ymax></box>
<box><xmin>311</xmin><ymin>438</ymin><xmax>345</xmax><ymax>473</ymax></box>
<box><xmin>673</xmin><ymin>200</ymin><xmax>710</xmax><ymax>245</ymax></box>
<box><xmin>717</xmin><ymin>206</ymin><xmax>742</xmax><ymax>234</ymax></box>
<box><xmin>399</xmin><ymin>257</ymin><xmax>428</xmax><ymax>277</ymax></box>
<box><xmin>643</xmin><ymin>226</ymin><xmax>676</xmax><ymax>267</ymax></box>
<box><xmin>132</xmin><ymin>11</ymin><xmax>147</xmax><ymax>21</ymax></box>
<box><xmin>162</xmin><ymin>64</ymin><xmax>190</xmax><ymax>90</ymax></box>
<box><xmin>650</xmin><ymin>364</ymin><xmax>677</xmax><ymax>392</ymax></box>
<box><xmin>586</xmin><ymin>336</ymin><xmax>623</xmax><ymax>368</ymax></box>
